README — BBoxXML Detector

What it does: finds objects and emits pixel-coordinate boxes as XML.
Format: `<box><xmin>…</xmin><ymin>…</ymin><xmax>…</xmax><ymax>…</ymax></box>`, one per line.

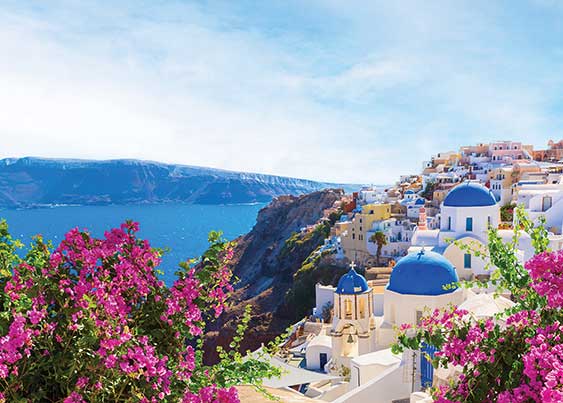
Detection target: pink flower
<box><xmin>76</xmin><ymin>376</ymin><xmax>89</xmax><ymax>389</ymax></box>
<box><xmin>63</xmin><ymin>392</ymin><xmax>85</xmax><ymax>403</ymax></box>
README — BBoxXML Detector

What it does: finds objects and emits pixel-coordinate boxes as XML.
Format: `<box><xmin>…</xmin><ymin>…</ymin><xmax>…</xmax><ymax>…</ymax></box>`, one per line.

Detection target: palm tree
<box><xmin>369</xmin><ymin>231</ymin><xmax>387</xmax><ymax>266</ymax></box>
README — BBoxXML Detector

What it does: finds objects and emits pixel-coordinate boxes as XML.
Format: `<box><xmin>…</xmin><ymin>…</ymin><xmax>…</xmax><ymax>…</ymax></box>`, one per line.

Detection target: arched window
<box><xmin>359</xmin><ymin>298</ymin><xmax>365</xmax><ymax>319</ymax></box>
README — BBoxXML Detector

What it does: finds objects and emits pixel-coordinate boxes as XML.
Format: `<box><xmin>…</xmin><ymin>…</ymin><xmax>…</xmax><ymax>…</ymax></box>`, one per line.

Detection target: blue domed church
<box><xmin>330</xmin><ymin>264</ymin><xmax>377</xmax><ymax>367</ymax></box>
<box><xmin>377</xmin><ymin>249</ymin><xmax>464</xmax><ymax>348</ymax></box>
<box><xmin>410</xmin><ymin>181</ymin><xmax>500</xmax><ymax>280</ymax></box>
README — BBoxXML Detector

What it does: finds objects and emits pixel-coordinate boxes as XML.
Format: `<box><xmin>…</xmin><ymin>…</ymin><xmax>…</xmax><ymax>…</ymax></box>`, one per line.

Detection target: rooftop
<box><xmin>443</xmin><ymin>182</ymin><xmax>497</xmax><ymax>207</ymax></box>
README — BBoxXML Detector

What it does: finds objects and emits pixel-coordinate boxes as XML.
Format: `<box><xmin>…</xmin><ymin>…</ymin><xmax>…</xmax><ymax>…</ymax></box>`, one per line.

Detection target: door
<box><xmin>420</xmin><ymin>343</ymin><xmax>437</xmax><ymax>388</ymax></box>
<box><xmin>319</xmin><ymin>353</ymin><xmax>328</xmax><ymax>370</ymax></box>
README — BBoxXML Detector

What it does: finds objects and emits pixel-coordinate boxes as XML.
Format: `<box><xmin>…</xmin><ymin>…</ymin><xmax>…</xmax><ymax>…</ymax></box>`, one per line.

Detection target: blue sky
<box><xmin>1</xmin><ymin>1</ymin><xmax>563</xmax><ymax>184</ymax></box>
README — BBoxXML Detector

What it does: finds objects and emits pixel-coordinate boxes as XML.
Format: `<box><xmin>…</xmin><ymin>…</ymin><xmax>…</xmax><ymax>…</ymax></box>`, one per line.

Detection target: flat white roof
<box><xmin>411</xmin><ymin>229</ymin><xmax>440</xmax><ymax>246</ymax></box>
<box><xmin>307</xmin><ymin>334</ymin><xmax>332</xmax><ymax>349</ymax></box>
<box><xmin>350</xmin><ymin>348</ymin><xmax>401</xmax><ymax>367</ymax></box>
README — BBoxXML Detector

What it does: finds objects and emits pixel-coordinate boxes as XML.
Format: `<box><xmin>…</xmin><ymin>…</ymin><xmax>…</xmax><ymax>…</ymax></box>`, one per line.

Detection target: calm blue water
<box><xmin>0</xmin><ymin>203</ymin><xmax>265</xmax><ymax>285</ymax></box>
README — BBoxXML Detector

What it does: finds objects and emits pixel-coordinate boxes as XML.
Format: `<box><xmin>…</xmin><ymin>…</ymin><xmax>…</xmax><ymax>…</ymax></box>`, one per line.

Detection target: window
<box><xmin>488</xmin><ymin>216</ymin><xmax>492</xmax><ymax>227</ymax></box>
<box><xmin>344</xmin><ymin>299</ymin><xmax>353</xmax><ymax>319</ymax></box>
<box><xmin>464</xmin><ymin>253</ymin><xmax>472</xmax><ymax>269</ymax></box>
<box><xmin>466</xmin><ymin>217</ymin><xmax>473</xmax><ymax>231</ymax></box>
<box><xmin>447</xmin><ymin>216</ymin><xmax>452</xmax><ymax>230</ymax></box>
<box><xmin>352</xmin><ymin>234</ymin><xmax>355</xmax><ymax>240</ymax></box>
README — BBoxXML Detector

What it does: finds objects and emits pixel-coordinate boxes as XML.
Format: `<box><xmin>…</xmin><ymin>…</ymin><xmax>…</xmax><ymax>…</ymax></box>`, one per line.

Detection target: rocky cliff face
<box><xmin>0</xmin><ymin>157</ymin><xmax>357</xmax><ymax>207</ymax></box>
<box><xmin>204</xmin><ymin>189</ymin><xmax>345</xmax><ymax>363</ymax></box>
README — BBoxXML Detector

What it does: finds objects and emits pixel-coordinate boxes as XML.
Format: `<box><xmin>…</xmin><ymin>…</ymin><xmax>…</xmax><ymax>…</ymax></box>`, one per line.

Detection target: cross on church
<box><xmin>417</xmin><ymin>248</ymin><xmax>426</xmax><ymax>258</ymax></box>
<box><xmin>349</xmin><ymin>261</ymin><xmax>357</xmax><ymax>271</ymax></box>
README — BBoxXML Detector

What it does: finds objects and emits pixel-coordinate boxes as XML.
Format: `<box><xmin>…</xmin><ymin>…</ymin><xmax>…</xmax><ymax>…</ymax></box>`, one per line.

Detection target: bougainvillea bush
<box><xmin>0</xmin><ymin>220</ymin><xmax>278</xmax><ymax>402</ymax></box>
<box><xmin>393</xmin><ymin>208</ymin><xmax>563</xmax><ymax>402</ymax></box>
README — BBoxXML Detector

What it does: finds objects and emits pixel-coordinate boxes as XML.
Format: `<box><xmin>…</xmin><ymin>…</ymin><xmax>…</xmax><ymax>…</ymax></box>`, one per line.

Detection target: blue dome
<box><xmin>387</xmin><ymin>250</ymin><xmax>458</xmax><ymax>295</ymax></box>
<box><xmin>443</xmin><ymin>182</ymin><xmax>497</xmax><ymax>207</ymax></box>
<box><xmin>415</xmin><ymin>198</ymin><xmax>425</xmax><ymax>205</ymax></box>
<box><xmin>336</xmin><ymin>268</ymin><xmax>370</xmax><ymax>294</ymax></box>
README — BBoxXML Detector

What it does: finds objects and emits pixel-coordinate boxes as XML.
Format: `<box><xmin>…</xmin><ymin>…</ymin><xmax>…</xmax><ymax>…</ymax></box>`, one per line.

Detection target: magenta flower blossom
<box><xmin>0</xmin><ymin>222</ymin><xmax>242</xmax><ymax>402</ymax></box>
<box><xmin>526</xmin><ymin>250</ymin><xmax>563</xmax><ymax>307</ymax></box>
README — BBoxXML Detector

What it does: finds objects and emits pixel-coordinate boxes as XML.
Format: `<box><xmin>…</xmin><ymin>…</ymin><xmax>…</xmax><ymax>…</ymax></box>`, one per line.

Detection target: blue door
<box><xmin>420</xmin><ymin>343</ymin><xmax>437</xmax><ymax>388</ymax></box>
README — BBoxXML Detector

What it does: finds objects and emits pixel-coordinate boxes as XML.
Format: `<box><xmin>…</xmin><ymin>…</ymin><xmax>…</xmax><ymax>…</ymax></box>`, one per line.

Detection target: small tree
<box><xmin>421</xmin><ymin>181</ymin><xmax>437</xmax><ymax>200</ymax></box>
<box><xmin>369</xmin><ymin>231</ymin><xmax>388</xmax><ymax>266</ymax></box>
<box><xmin>321</xmin><ymin>302</ymin><xmax>333</xmax><ymax>323</ymax></box>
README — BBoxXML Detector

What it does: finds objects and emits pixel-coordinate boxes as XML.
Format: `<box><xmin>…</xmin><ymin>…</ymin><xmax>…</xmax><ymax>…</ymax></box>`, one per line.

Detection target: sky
<box><xmin>1</xmin><ymin>1</ymin><xmax>563</xmax><ymax>184</ymax></box>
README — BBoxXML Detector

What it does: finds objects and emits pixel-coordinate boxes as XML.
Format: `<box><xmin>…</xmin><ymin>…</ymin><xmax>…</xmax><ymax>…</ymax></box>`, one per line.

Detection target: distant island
<box><xmin>0</xmin><ymin>157</ymin><xmax>360</xmax><ymax>208</ymax></box>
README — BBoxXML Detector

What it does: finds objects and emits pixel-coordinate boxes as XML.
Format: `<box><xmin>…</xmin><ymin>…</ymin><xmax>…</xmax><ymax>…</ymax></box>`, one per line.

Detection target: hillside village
<box><xmin>255</xmin><ymin>139</ymin><xmax>563</xmax><ymax>403</ymax></box>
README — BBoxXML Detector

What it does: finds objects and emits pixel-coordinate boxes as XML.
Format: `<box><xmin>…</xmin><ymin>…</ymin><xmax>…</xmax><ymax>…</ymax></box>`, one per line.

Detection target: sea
<box><xmin>0</xmin><ymin>203</ymin><xmax>265</xmax><ymax>285</ymax></box>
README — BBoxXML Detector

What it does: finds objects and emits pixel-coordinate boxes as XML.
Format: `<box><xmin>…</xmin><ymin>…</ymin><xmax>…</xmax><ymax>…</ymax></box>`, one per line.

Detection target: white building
<box><xmin>410</xmin><ymin>182</ymin><xmax>500</xmax><ymax>280</ymax></box>
<box><xmin>517</xmin><ymin>181</ymin><xmax>563</xmax><ymax>234</ymax></box>
<box><xmin>358</xmin><ymin>189</ymin><xmax>382</xmax><ymax>205</ymax></box>
<box><xmin>399</xmin><ymin>190</ymin><xmax>427</xmax><ymax>220</ymax></box>
<box><xmin>306</xmin><ymin>335</ymin><xmax>333</xmax><ymax>371</ymax></box>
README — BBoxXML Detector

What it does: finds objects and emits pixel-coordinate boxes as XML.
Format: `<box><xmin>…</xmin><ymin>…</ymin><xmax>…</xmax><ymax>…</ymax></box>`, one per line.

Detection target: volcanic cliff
<box><xmin>204</xmin><ymin>188</ymin><xmax>348</xmax><ymax>363</ymax></box>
